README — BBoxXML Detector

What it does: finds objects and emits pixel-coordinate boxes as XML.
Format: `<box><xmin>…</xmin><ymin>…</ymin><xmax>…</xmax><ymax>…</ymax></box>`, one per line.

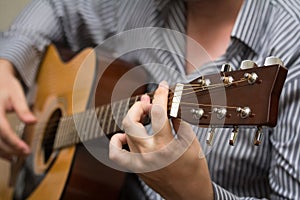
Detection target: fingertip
<box><xmin>141</xmin><ymin>94</ymin><xmax>150</xmax><ymax>103</ymax></box>
<box><xmin>24</xmin><ymin>112</ymin><xmax>37</xmax><ymax>123</ymax></box>
<box><xmin>159</xmin><ymin>80</ymin><xmax>169</xmax><ymax>90</ymax></box>
<box><xmin>15</xmin><ymin>139</ymin><xmax>30</xmax><ymax>155</ymax></box>
<box><xmin>19</xmin><ymin>111</ymin><xmax>36</xmax><ymax>123</ymax></box>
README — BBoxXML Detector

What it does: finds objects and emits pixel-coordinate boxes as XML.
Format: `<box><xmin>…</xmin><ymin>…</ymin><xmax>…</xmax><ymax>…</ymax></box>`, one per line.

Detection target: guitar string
<box><xmin>20</xmin><ymin>77</ymin><xmax>250</xmax><ymax>148</ymax></box>
<box><xmin>28</xmin><ymin>76</ymin><xmax>249</xmax><ymax>129</ymax></box>
<box><xmin>19</xmin><ymin>78</ymin><xmax>251</xmax><ymax>147</ymax></box>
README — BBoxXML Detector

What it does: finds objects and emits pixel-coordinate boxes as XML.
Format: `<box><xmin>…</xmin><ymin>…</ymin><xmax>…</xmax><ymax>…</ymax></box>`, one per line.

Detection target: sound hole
<box><xmin>42</xmin><ymin>109</ymin><xmax>62</xmax><ymax>163</ymax></box>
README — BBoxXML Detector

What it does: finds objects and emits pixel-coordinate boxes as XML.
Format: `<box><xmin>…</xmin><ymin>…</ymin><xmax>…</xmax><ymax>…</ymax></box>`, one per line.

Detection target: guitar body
<box><xmin>0</xmin><ymin>45</ymin><xmax>147</xmax><ymax>200</ymax></box>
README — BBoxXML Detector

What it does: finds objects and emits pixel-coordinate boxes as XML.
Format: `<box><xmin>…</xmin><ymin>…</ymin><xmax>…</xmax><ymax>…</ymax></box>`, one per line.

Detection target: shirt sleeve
<box><xmin>211</xmin><ymin>55</ymin><xmax>300</xmax><ymax>200</ymax></box>
<box><xmin>0</xmin><ymin>0</ymin><xmax>116</xmax><ymax>89</ymax></box>
<box><xmin>0</xmin><ymin>0</ymin><xmax>68</xmax><ymax>88</ymax></box>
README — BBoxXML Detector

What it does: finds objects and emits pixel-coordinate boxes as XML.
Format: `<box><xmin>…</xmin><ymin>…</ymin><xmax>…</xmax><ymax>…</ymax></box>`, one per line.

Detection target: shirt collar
<box><xmin>231</xmin><ymin>0</ymin><xmax>271</xmax><ymax>54</ymax></box>
<box><xmin>155</xmin><ymin>0</ymin><xmax>171</xmax><ymax>12</ymax></box>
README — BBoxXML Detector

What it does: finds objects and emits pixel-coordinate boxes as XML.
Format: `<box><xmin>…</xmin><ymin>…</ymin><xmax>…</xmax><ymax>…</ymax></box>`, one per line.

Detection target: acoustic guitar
<box><xmin>0</xmin><ymin>44</ymin><xmax>287</xmax><ymax>199</ymax></box>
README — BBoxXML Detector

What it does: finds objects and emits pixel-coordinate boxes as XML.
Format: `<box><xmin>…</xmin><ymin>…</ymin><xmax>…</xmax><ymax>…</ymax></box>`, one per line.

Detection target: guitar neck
<box><xmin>53</xmin><ymin>63</ymin><xmax>287</xmax><ymax>149</ymax></box>
<box><xmin>53</xmin><ymin>95</ymin><xmax>142</xmax><ymax>149</ymax></box>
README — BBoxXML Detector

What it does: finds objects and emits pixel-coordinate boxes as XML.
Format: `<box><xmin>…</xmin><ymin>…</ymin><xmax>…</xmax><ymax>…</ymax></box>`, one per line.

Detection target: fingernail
<box><xmin>25</xmin><ymin>113</ymin><xmax>36</xmax><ymax>122</ymax></box>
<box><xmin>21</xmin><ymin>143</ymin><xmax>31</xmax><ymax>154</ymax></box>
<box><xmin>141</xmin><ymin>94</ymin><xmax>150</xmax><ymax>102</ymax></box>
<box><xmin>159</xmin><ymin>81</ymin><xmax>169</xmax><ymax>89</ymax></box>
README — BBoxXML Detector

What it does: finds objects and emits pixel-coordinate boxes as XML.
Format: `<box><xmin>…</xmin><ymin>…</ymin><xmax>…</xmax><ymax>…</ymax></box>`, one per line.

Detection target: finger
<box><xmin>10</xmin><ymin>82</ymin><xmax>36</xmax><ymax>123</ymax></box>
<box><xmin>152</xmin><ymin>81</ymin><xmax>169</xmax><ymax>112</ymax></box>
<box><xmin>0</xmin><ymin>152</ymin><xmax>13</xmax><ymax>161</ymax></box>
<box><xmin>122</xmin><ymin>100</ymin><xmax>151</xmax><ymax>138</ymax></box>
<box><xmin>0</xmin><ymin>107</ymin><xmax>30</xmax><ymax>155</ymax></box>
<box><xmin>109</xmin><ymin>133</ymin><xmax>132</xmax><ymax>168</ymax></box>
<box><xmin>140</xmin><ymin>94</ymin><xmax>151</xmax><ymax>104</ymax></box>
<box><xmin>109</xmin><ymin>133</ymin><xmax>153</xmax><ymax>173</ymax></box>
<box><xmin>151</xmin><ymin>81</ymin><xmax>172</xmax><ymax>137</ymax></box>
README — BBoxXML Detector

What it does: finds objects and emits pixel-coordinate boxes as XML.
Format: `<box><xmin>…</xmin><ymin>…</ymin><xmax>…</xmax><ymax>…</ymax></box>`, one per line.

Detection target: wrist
<box><xmin>0</xmin><ymin>59</ymin><xmax>16</xmax><ymax>76</ymax></box>
<box><xmin>162</xmin><ymin>159</ymin><xmax>214</xmax><ymax>200</ymax></box>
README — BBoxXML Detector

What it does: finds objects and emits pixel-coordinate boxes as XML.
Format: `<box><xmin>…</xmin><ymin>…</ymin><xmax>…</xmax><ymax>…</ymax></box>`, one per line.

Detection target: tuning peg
<box><xmin>236</xmin><ymin>107</ymin><xmax>252</xmax><ymax>119</ymax></box>
<box><xmin>229</xmin><ymin>126</ymin><xmax>239</xmax><ymax>146</ymax></box>
<box><xmin>264</xmin><ymin>56</ymin><xmax>284</xmax><ymax>66</ymax></box>
<box><xmin>239</xmin><ymin>60</ymin><xmax>258</xmax><ymax>70</ymax></box>
<box><xmin>244</xmin><ymin>72</ymin><xmax>259</xmax><ymax>84</ymax></box>
<box><xmin>212</xmin><ymin>107</ymin><xmax>227</xmax><ymax>119</ymax></box>
<box><xmin>197</xmin><ymin>76</ymin><xmax>211</xmax><ymax>87</ymax></box>
<box><xmin>206</xmin><ymin>127</ymin><xmax>215</xmax><ymax>146</ymax></box>
<box><xmin>191</xmin><ymin>108</ymin><xmax>204</xmax><ymax>120</ymax></box>
<box><xmin>221</xmin><ymin>63</ymin><xmax>232</xmax><ymax>72</ymax></box>
<box><xmin>253</xmin><ymin>126</ymin><xmax>263</xmax><ymax>146</ymax></box>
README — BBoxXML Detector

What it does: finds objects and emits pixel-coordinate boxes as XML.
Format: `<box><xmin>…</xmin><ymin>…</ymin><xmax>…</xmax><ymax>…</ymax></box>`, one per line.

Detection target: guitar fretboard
<box><xmin>53</xmin><ymin>96</ymin><xmax>140</xmax><ymax>149</ymax></box>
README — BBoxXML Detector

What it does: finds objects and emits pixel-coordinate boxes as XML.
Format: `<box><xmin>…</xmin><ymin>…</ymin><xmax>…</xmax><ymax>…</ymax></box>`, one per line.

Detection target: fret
<box><xmin>79</xmin><ymin>113</ymin><xmax>88</xmax><ymax>142</ymax></box>
<box><xmin>81</xmin><ymin>110</ymin><xmax>89</xmax><ymax>141</ymax></box>
<box><xmin>115</xmin><ymin>100</ymin><xmax>123</xmax><ymax>132</ymax></box>
<box><xmin>61</xmin><ymin>117</ymin><xmax>68</xmax><ymax>146</ymax></box>
<box><xmin>68</xmin><ymin>117</ymin><xmax>76</xmax><ymax>146</ymax></box>
<box><xmin>119</xmin><ymin>98</ymin><xmax>130</xmax><ymax>131</ymax></box>
<box><xmin>74</xmin><ymin>113</ymin><xmax>84</xmax><ymax>143</ymax></box>
<box><xmin>85</xmin><ymin>109</ymin><xmax>97</xmax><ymax>139</ymax></box>
<box><xmin>71</xmin><ymin>118</ymin><xmax>78</xmax><ymax>146</ymax></box>
<box><xmin>61</xmin><ymin>117</ymin><xmax>68</xmax><ymax>147</ymax></box>
<box><xmin>69</xmin><ymin>117</ymin><xmax>76</xmax><ymax>144</ymax></box>
<box><xmin>84</xmin><ymin>113</ymin><xmax>92</xmax><ymax>141</ymax></box>
<box><xmin>101</xmin><ymin>104</ymin><xmax>109</xmax><ymax>135</ymax></box>
<box><xmin>98</xmin><ymin>105</ymin><xmax>106</xmax><ymax>133</ymax></box>
<box><xmin>59</xmin><ymin>116</ymin><xmax>68</xmax><ymax>148</ymax></box>
<box><xmin>72</xmin><ymin>113</ymin><xmax>81</xmax><ymax>141</ymax></box>
<box><xmin>62</xmin><ymin>120</ymin><xmax>69</xmax><ymax>147</ymax></box>
<box><xmin>111</xmin><ymin>103</ymin><xmax>117</xmax><ymax>133</ymax></box>
<box><xmin>93</xmin><ymin>107</ymin><xmax>104</xmax><ymax>139</ymax></box>
<box><xmin>93</xmin><ymin>107</ymin><xmax>101</xmax><ymax>138</ymax></box>
<box><xmin>110</xmin><ymin>101</ymin><xmax>120</xmax><ymax>133</ymax></box>
<box><xmin>54</xmin><ymin>117</ymin><xmax>64</xmax><ymax>149</ymax></box>
<box><xmin>106</xmin><ymin>105</ymin><xmax>112</xmax><ymax>134</ymax></box>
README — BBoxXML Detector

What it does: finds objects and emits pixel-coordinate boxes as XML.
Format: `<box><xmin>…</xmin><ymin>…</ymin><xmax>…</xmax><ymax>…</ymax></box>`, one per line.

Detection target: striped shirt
<box><xmin>0</xmin><ymin>0</ymin><xmax>299</xmax><ymax>199</ymax></box>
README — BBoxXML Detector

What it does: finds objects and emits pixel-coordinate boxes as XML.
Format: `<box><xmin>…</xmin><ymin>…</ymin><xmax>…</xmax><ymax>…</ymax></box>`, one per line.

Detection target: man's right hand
<box><xmin>0</xmin><ymin>59</ymin><xmax>36</xmax><ymax>161</ymax></box>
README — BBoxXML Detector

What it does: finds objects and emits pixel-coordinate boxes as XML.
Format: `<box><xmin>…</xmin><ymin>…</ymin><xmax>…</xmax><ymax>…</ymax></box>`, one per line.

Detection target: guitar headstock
<box><xmin>168</xmin><ymin>57</ymin><xmax>288</xmax><ymax>145</ymax></box>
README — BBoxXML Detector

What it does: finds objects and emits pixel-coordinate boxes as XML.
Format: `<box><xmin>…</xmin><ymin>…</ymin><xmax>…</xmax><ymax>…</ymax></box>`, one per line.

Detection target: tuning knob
<box><xmin>221</xmin><ymin>63</ymin><xmax>232</xmax><ymax>72</ymax></box>
<box><xmin>197</xmin><ymin>76</ymin><xmax>211</xmax><ymax>87</ymax></box>
<box><xmin>206</xmin><ymin>127</ymin><xmax>215</xmax><ymax>146</ymax></box>
<box><xmin>229</xmin><ymin>126</ymin><xmax>239</xmax><ymax>146</ymax></box>
<box><xmin>239</xmin><ymin>60</ymin><xmax>258</xmax><ymax>70</ymax></box>
<box><xmin>264</xmin><ymin>56</ymin><xmax>284</xmax><ymax>66</ymax></box>
<box><xmin>191</xmin><ymin>108</ymin><xmax>204</xmax><ymax>120</ymax></box>
<box><xmin>253</xmin><ymin>126</ymin><xmax>263</xmax><ymax>146</ymax></box>
<box><xmin>236</xmin><ymin>107</ymin><xmax>252</xmax><ymax>119</ymax></box>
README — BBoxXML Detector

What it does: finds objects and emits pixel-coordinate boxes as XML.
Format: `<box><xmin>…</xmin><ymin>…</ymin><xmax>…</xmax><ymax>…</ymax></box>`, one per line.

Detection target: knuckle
<box><xmin>108</xmin><ymin>150</ymin><xmax>117</xmax><ymax>161</ymax></box>
<box><xmin>122</xmin><ymin>117</ymin><xmax>131</xmax><ymax>130</ymax></box>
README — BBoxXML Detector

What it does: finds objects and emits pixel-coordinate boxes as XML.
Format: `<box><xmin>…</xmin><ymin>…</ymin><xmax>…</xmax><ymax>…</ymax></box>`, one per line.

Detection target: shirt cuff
<box><xmin>0</xmin><ymin>35</ymin><xmax>42</xmax><ymax>88</ymax></box>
